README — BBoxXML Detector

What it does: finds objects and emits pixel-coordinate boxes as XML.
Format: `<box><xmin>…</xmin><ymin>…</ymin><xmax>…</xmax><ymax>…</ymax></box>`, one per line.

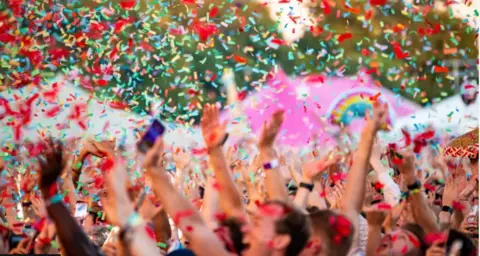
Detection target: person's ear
<box><xmin>272</xmin><ymin>234</ymin><xmax>291</xmax><ymax>251</ymax></box>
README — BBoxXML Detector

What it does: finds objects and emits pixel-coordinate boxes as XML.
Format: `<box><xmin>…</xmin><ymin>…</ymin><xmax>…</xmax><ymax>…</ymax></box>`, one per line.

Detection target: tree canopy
<box><xmin>0</xmin><ymin>0</ymin><xmax>477</xmax><ymax>123</ymax></box>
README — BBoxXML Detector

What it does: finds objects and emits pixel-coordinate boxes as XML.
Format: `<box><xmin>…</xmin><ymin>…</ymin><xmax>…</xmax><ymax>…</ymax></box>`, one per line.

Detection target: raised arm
<box><xmin>144</xmin><ymin>137</ymin><xmax>228</xmax><ymax>256</ymax></box>
<box><xmin>294</xmin><ymin>154</ymin><xmax>339</xmax><ymax>209</ymax></box>
<box><xmin>397</xmin><ymin>150</ymin><xmax>439</xmax><ymax>233</ymax></box>
<box><xmin>37</xmin><ymin>139</ymin><xmax>101</xmax><ymax>256</ymax></box>
<box><xmin>341</xmin><ymin>102</ymin><xmax>388</xmax><ymax>221</ymax></box>
<box><xmin>201</xmin><ymin>104</ymin><xmax>245</xmax><ymax>218</ymax></box>
<box><xmin>369</xmin><ymin>140</ymin><xmax>401</xmax><ymax>206</ymax></box>
<box><xmin>258</xmin><ymin>110</ymin><xmax>289</xmax><ymax>202</ymax></box>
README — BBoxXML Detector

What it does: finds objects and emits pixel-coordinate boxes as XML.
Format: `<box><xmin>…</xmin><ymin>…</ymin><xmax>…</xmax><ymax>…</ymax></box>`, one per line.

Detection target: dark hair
<box><xmin>268</xmin><ymin>200</ymin><xmax>311</xmax><ymax>256</ymax></box>
<box><xmin>220</xmin><ymin>217</ymin><xmax>247</xmax><ymax>254</ymax></box>
<box><xmin>469</xmin><ymin>155</ymin><xmax>478</xmax><ymax>165</ymax></box>
<box><xmin>446</xmin><ymin>229</ymin><xmax>476</xmax><ymax>256</ymax></box>
<box><xmin>309</xmin><ymin>210</ymin><xmax>354</xmax><ymax>256</ymax></box>
<box><xmin>401</xmin><ymin>223</ymin><xmax>427</xmax><ymax>253</ymax></box>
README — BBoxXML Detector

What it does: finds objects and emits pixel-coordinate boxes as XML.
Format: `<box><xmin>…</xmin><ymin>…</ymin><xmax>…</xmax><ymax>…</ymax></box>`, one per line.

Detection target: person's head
<box><xmin>377</xmin><ymin>223</ymin><xmax>427</xmax><ymax>256</ymax></box>
<box><xmin>300</xmin><ymin>210</ymin><xmax>354</xmax><ymax>256</ymax></box>
<box><xmin>446</xmin><ymin>229</ymin><xmax>476</xmax><ymax>256</ymax></box>
<box><xmin>222</xmin><ymin>200</ymin><xmax>311</xmax><ymax>256</ymax></box>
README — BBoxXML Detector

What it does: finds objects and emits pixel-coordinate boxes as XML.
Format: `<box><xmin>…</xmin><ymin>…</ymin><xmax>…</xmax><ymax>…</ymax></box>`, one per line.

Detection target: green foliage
<box><xmin>289</xmin><ymin>0</ymin><xmax>478</xmax><ymax>106</ymax></box>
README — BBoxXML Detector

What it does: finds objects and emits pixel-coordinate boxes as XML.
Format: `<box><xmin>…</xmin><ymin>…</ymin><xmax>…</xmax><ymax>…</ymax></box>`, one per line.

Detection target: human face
<box><xmin>241</xmin><ymin>203</ymin><xmax>289</xmax><ymax>256</ymax></box>
<box><xmin>376</xmin><ymin>229</ymin><xmax>422</xmax><ymax>256</ymax></box>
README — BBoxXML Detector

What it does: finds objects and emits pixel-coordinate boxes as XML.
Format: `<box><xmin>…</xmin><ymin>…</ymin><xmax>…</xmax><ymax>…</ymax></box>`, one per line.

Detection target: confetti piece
<box><xmin>433</xmin><ymin>66</ymin><xmax>449</xmax><ymax>73</ymax></box>
<box><xmin>338</xmin><ymin>33</ymin><xmax>353</xmax><ymax>43</ymax></box>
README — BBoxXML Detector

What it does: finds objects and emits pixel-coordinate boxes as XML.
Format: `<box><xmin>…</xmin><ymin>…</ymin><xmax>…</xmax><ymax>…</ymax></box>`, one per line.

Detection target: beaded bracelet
<box><xmin>46</xmin><ymin>194</ymin><xmax>64</xmax><ymax>206</ymax></box>
<box><xmin>119</xmin><ymin>212</ymin><xmax>143</xmax><ymax>243</ymax></box>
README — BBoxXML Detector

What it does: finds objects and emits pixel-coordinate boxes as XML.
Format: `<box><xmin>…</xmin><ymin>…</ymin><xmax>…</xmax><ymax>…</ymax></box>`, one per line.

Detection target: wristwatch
<box><xmin>299</xmin><ymin>182</ymin><xmax>314</xmax><ymax>192</ymax></box>
<box><xmin>441</xmin><ymin>205</ymin><xmax>453</xmax><ymax>214</ymax></box>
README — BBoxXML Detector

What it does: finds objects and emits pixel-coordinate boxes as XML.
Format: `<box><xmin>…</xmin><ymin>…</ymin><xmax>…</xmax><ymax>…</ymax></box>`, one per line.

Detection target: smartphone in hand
<box><xmin>74</xmin><ymin>201</ymin><xmax>88</xmax><ymax>219</ymax></box>
<box><xmin>137</xmin><ymin>119</ymin><xmax>165</xmax><ymax>153</ymax></box>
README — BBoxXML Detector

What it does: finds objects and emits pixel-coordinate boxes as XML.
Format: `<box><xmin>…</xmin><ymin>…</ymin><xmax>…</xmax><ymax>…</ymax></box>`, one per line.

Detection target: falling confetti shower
<box><xmin>0</xmin><ymin>0</ymin><xmax>477</xmax><ymax>136</ymax></box>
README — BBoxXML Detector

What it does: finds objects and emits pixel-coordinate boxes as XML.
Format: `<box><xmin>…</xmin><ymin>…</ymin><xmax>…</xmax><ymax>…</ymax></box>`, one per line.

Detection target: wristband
<box><xmin>441</xmin><ymin>205</ymin><xmax>453</xmax><ymax>214</ymax></box>
<box><xmin>299</xmin><ymin>182</ymin><xmax>314</xmax><ymax>192</ymax></box>
<box><xmin>406</xmin><ymin>180</ymin><xmax>421</xmax><ymax>195</ymax></box>
<box><xmin>263</xmin><ymin>159</ymin><xmax>279</xmax><ymax>170</ymax></box>
<box><xmin>46</xmin><ymin>194</ymin><xmax>64</xmax><ymax>206</ymax></box>
<box><xmin>21</xmin><ymin>202</ymin><xmax>32</xmax><ymax>207</ymax></box>
<box><xmin>119</xmin><ymin>212</ymin><xmax>143</xmax><ymax>243</ymax></box>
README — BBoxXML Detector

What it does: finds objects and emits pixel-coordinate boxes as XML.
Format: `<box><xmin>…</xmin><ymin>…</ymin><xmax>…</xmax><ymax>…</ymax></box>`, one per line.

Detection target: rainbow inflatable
<box><xmin>326</xmin><ymin>88</ymin><xmax>395</xmax><ymax>126</ymax></box>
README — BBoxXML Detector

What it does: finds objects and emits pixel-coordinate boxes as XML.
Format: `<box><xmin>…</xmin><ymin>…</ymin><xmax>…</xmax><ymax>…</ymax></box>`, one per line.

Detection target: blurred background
<box><xmin>0</xmin><ymin>0</ymin><xmax>478</xmax><ymax>150</ymax></box>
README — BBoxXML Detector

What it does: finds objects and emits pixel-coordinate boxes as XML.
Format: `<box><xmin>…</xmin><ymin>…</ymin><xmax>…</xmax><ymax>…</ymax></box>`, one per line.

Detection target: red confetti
<box><xmin>433</xmin><ymin>66</ymin><xmax>449</xmax><ymax>73</ymax></box>
<box><xmin>209</xmin><ymin>7</ymin><xmax>218</xmax><ymax>17</ymax></box>
<box><xmin>45</xmin><ymin>106</ymin><xmax>62</xmax><ymax>117</ymax></box>
<box><xmin>423</xmin><ymin>183</ymin><xmax>436</xmax><ymax>192</ymax></box>
<box><xmin>119</xmin><ymin>0</ymin><xmax>136</xmax><ymax>9</ymax></box>
<box><xmin>338</xmin><ymin>33</ymin><xmax>352</xmax><ymax>42</ymax></box>
<box><xmin>145</xmin><ymin>225</ymin><xmax>156</xmax><ymax>240</ymax></box>
<box><xmin>452</xmin><ymin>200</ymin><xmax>465</xmax><ymax>211</ymax></box>
<box><xmin>407</xmin><ymin>233</ymin><xmax>421</xmax><ymax>248</ymax></box>
<box><xmin>271</xmin><ymin>38</ymin><xmax>285</xmax><ymax>45</ymax></box>
<box><xmin>413</xmin><ymin>130</ymin><xmax>435</xmax><ymax>153</ymax></box>
<box><xmin>369</xmin><ymin>92</ymin><xmax>381</xmax><ymax>101</ymax></box>
<box><xmin>424</xmin><ymin>232</ymin><xmax>447</xmax><ymax>245</ymax></box>
<box><xmin>370</xmin><ymin>0</ymin><xmax>387</xmax><ymax>5</ymax></box>
<box><xmin>97</xmin><ymin>79</ymin><xmax>108</xmax><ymax>86</ymax></box>
<box><xmin>233</xmin><ymin>55</ymin><xmax>247</xmax><ymax>64</ymax></box>
<box><xmin>374</xmin><ymin>182</ymin><xmax>384</xmax><ymax>190</ymax></box>
<box><xmin>392</xmin><ymin>42</ymin><xmax>409</xmax><ymax>59</ymax></box>
<box><xmin>401</xmin><ymin>129</ymin><xmax>412</xmax><ymax>147</ymax></box>
<box><xmin>376</xmin><ymin>202</ymin><xmax>392</xmax><ymax>210</ymax></box>
<box><xmin>33</xmin><ymin>218</ymin><xmax>46</xmax><ymax>232</ymax></box>
<box><xmin>322</xmin><ymin>0</ymin><xmax>331</xmax><ymax>14</ymax></box>
<box><xmin>306</xmin><ymin>75</ymin><xmax>325</xmax><ymax>83</ymax></box>
<box><xmin>331</xmin><ymin>172</ymin><xmax>346</xmax><ymax>183</ymax></box>
<box><xmin>173</xmin><ymin>210</ymin><xmax>194</xmax><ymax>225</ymax></box>
<box><xmin>365</xmin><ymin>10</ymin><xmax>373</xmax><ymax>20</ymax></box>
<box><xmin>193</xmin><ymin>22</ymin><xmax>217</xmax><ymax>41</ymax></box>
<box><xmin>48</xmin><ymin>183</ymin><xmax>58</xmax><ymax>198</ymax></box>
<box><xmin>328</xmin><ymin>214</ymin><xmax>352</xmax><ymax>244</ymax></box>
<box><xmin>114</xmin><ymin>17</ymin><xmax>134</xmax><ymax>33</ymax></box>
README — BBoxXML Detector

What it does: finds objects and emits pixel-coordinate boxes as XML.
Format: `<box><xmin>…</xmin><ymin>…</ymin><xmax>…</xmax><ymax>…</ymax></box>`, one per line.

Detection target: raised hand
<box><xmin>31</xmin><ymin>196</ymin><xmax>47</xmax><ymax>218</ymax></box>
<box><xmin>367</xmin><ymin>101</ymin><xmax>389</xmax><ymax>131</ymax></box>
<box><xmin>100</xmin><ymin>156</ymin><xmax>134</xmax><ymax>228</ymax></box>
<box><xmin>20</xmin><ymin>167</ymin><xmax>36</xmax><ymax>194</ymax></box>
<box><xmin>459</xmin><ymin>175</ymin><xmax>478</xmax><ymax>201</ymax></box>
<box><xmin>302</xmin><ymin>152</ymin><xmax>340</xmax><ymax>183</ymax></box>
<box><xmin>395</xmin><ymin>150</ymin><xmax>416</xmax><ymax>178</ymax></box>
<box><xmin>37</xmin><ymin>139</ymin><xmax>65</xmax><ymax>198</ymax></box>
<box><xmin>200</xmin><ymin>104</ymin><xmax>228</xmax><ymax>149</ymax></box>
<box><xmin>364</xmin><ymin>205</ymin><xmax>389</xmax><ymax>227</ymax></box>
<box><xmin>258</xmin><ymin>110</ymin><xmax>284</xmax><ymax>150</ymax></box>
<box><xmin>142</xmin><ymin>137</ymin><xmax>165</xmax><ymax>176</ymax></box>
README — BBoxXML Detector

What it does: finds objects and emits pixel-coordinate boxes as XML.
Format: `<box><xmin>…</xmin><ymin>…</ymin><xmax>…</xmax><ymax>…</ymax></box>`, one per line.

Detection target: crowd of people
<box><xmin>0</xmin><ymin>101</ymin><xmax>478</xmax><ymax>256</ymax></box>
